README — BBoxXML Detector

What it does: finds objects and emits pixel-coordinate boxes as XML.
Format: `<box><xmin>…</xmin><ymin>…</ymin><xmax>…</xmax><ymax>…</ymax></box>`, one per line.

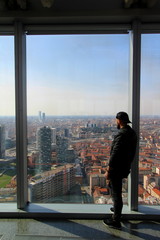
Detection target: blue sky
<box><xmin>26</xmin><ymin>34</ymin><xmax>129</xmax><ymax>116</ymax></box>
<box><xmin>141</xmin><ymin>34</ymin><xmax>160</xmax><ymax>115</ymax></box>
<box><xmin>1</xmin><ymin>34</ymin><xmax>160</xmax><ymax>116</ymax></box>
<box><xmin>0</xmin><ymin>36</ymin><xmax>14</xmax><ymax>116</ymax></box>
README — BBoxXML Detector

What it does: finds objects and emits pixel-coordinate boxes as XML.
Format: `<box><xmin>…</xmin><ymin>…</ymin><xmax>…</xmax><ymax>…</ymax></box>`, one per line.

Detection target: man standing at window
<box><xmin>103</xmin><ymin>112</ymin><xmax>137</xmax><ymax>229</ymax></box>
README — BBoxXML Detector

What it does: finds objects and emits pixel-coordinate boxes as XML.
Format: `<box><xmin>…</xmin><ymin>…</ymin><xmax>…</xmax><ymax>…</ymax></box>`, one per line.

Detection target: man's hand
<box><xmin>104</xmin><ymin>166</ymin><xmax>110</xmax><ymax>181</ymax></box>
<box><xmin>104</xmin><ymin>170</ymin><xmax>109</xmax><ymax>179</ymax></box>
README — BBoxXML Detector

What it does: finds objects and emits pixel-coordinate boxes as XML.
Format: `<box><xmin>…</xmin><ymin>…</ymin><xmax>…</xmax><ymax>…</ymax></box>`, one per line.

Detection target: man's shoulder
<box><xmin>114</xmin><ymin>126</ymin><xmax>136</xmax><ymax>138</ymax></box>
<box><xmin>114</xmin><ymin>130</ymin><xmax>124</xmax><ymax>140</ymax></box>
<box><xmin>121</xmin><ymin>125</ymin><xmax>135</xmax><ymax>133</ymax></box>
<box><xmin>119</xmin><ymin>125</ymin><xmax>137</xmax><ymax>138</ymax></box>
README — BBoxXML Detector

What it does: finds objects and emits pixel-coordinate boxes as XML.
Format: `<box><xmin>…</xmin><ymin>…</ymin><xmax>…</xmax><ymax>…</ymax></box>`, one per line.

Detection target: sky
<box><xmin>141</xmin><ymin>34</ymin><xmax>160</xmax><ymax>116</ymax></box>
<box><xmin>0</xmin><ymin>33</ymin><xmax>160</xmax><ymax>116</ymax></box>
<box><xmin>26</xmin><ymin>34</ymin><xmax>129</xmax><ymax>116</ymax></box>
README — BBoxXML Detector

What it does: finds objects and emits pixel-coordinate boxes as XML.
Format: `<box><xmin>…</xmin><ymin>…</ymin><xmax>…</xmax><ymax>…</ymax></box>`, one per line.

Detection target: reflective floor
<box><xmin>0</xmin><ymin>219</ymin><xmax>159</xmax><ymax>240</ymax></box>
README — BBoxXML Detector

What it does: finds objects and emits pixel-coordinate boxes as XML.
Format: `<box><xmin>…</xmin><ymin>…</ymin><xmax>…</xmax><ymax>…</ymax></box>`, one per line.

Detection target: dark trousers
<box><xmin>109</xmin><ymin>176</ymin><xmax>123</xmax><ymax>222</ymax></box>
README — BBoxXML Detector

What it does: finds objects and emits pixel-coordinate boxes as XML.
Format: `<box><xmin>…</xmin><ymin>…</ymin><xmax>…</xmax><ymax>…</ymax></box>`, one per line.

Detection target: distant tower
<box><xmin>0</xmin><ymin>125</ymin><xmax>5</xmax><ymax>158</ymax></box>
<box><xmin>36</xmin><ymin>126</ymin><xmax>52</xmax><ymax>172</ymax></box>
<box><xmin>42</xmin><ymin>112</ymin><xmax>45</xmax><ymax>122</ymax></box>
<box><xmin>64</xmin><ymin>128</ymin><xmax>69</xmax><ymax>138</ymax></box>
<box><xmin>38</xmin><ymin>111</ymin><xmax>42</xmax><ymax>122</ymax></box>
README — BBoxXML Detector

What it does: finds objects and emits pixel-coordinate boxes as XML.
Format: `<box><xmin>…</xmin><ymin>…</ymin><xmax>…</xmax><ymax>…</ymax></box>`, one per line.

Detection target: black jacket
<box><xmin>108</xmin><ymin>125</ymin><xmax>137</xmax><ymax>178</ymax></box>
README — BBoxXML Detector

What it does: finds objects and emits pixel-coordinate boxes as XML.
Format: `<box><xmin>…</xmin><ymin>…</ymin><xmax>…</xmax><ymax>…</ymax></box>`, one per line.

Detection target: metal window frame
<box><xmin>2</xmin><ymin>21</ymin><xmax>159</xmax><ymax>212</ymax></box>
<box><xmin>24</xmin><ymin>23</ymin><xmax>131</xmax><ymax>35</ymax></box>
<box><xmin>0</xmin><ymin>25</ymin><xmax>14</xmax><ymax>35</ymax></box>
<box><xmin>16</xmin><ymin>22</ymin><xmax>138</xmax><ymax>210</ymax></box>
<box><xmin>15</xmin><ymin>21</ymin><xmax>28</xmax><ymax>209</ymax></box>
<box><xmin>128</xmin><ymin>20</ymin><xmax>141</xmax><ymax>211</ymax></box>
<box><xmin>128</xmin><ymin>22</ymin><xmax>160</xmax><ymax>211</ymax></box>
<box><xmin>141</xmin><ymin>23</ymin><xmax>160</xmax><ymax>33</ymax></box>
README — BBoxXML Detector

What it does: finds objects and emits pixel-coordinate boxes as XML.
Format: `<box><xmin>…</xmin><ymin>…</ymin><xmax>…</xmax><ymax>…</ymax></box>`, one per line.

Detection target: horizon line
<box><xmin>1</xmin><ymin>115</ymin><xmax>160</xmax><ymax>118</ymax></box>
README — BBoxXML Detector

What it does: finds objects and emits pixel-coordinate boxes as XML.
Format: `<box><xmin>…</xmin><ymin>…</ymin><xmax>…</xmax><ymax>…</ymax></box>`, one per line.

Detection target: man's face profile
<box><xmin>116</xmin><ymin>119</ymin><xmax>121</xmax><ymax>129</ymax></box>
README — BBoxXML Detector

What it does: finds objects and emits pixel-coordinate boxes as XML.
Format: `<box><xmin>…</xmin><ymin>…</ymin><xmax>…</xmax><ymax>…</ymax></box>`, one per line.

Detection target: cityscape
<box><xmin>0</xmin><ymin>113</ymin><xmax>159</xmax><ymax>205</ymax></box>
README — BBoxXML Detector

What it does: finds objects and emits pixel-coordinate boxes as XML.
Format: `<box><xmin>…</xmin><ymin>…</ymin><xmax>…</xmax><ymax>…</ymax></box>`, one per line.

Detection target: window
<box><xmin>0</xmin><ymin>36</ymin><xmax>16</xmax><ymax>202</ymax></box>
<box><xmin>26</xmin><ymin>34</ymin><xmax>130</xmax><ymax>204</ymax></box>
<box><xmin>139</xmin><ymin>34</ymin><xmax>160</xmax><ymax>205</ymax></box>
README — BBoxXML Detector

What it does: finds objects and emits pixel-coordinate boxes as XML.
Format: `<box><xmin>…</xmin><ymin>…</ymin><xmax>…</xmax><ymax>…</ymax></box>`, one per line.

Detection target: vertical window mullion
<box><xmin>128</xmin><ymin>20</ymin><xmax>141</xmax><ymax>211</ymax></box>
<box><xmin>15</xmin><ymin>21</ymin><xmax>28</xmax><ymax>209</ymax></box>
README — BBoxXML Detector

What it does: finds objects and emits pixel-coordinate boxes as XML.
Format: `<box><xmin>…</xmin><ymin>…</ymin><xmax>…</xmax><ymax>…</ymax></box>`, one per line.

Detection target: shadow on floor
<box><xmin>34</xmin><ymin>219</ymin><xmax>160</xmax><ymax>240</ymax></box>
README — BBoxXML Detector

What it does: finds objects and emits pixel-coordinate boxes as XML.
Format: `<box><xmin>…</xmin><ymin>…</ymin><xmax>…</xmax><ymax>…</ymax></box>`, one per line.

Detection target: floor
<box><xmin>0</xmin><ymin>218</ymin><xmax>159</xmax><ymax>240</ymax></box>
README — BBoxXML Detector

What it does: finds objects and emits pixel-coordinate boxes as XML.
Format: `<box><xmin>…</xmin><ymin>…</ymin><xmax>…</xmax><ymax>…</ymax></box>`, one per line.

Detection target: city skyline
<box><xmin>0</xmin><ymin>112</ymin><xmax>159</xmax><ymax>204</ymax></box>
<box><xmin>1</xmin><ymin>34</ymin><xmax>160</xmax><ymax>116</ymax></box>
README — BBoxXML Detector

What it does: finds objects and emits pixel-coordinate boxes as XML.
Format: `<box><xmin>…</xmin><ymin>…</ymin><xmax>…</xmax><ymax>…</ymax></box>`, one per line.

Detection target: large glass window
<box><xmin>0</xmin><ymin>36</ymin><xmax>16</xmax><ymax>202</ymax></box>
<box><xmin>139</xmin><ymin>34</ymin><xmax>160</xmax><ymax>205</ymax></box>
<box><xmin>27</xmin><ymin>34</ymin><xmax>130</xmax><ymax>204</ymax></box>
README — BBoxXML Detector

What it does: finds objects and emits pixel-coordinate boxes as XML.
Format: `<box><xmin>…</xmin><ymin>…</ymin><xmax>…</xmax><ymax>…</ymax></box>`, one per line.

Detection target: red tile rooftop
<box><xmin>140</xmin><ymin>159</ymin><xmax>153</xmax><ymax>163</ymax></box>
<box><xmin>138</xmin><ymin>185</ymin><xmax>145</xmax><ymax>195</ymax></box>
<box><xmin>99</xmin><ymin>188</ymin><xmax>109</xmax><ymax>193</ymax></box>
<box><xmin>91</xmin><ymin>166</ymin><xmax>102</xmax><ymax>168</ymax></box>
<box><xmin>139</xmin><ymin>167</ymin><xmax>151</xmax><ymax>171</ymax></box>
<box><xmin>144</xmin><ymin>192</ymin><xmax>150</xmax><ymax>198</ymax></box>
<box><xmin>87</xmin><ymin>172</ymin><xmax>103</xmax><ymax>175</ymax></box>
<box><xmin>152</xmin><ymin>188</ymin><xmax>160</xmax><ymax>195</ymax></box>
<box><xmin>139</xmin><ymin>153</ymin><xmax>148</xmax><ymax>156</ymax></box>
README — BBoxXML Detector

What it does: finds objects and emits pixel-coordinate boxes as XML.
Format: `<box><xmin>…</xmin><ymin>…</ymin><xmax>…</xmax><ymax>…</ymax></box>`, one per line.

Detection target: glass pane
<box><xmin>139</xmin><ymin>34</ymin><xmax>160</xmax><ymax>205</ymax></box>
<box><xmin>27</xmin><ymin>34</ymin><xmax>129</xmax><ymax>204</ymax></box>
<box><xmin>0</xmin><ymin>36</ymin><xmax>16</xmax><ymax>202</ymax></box>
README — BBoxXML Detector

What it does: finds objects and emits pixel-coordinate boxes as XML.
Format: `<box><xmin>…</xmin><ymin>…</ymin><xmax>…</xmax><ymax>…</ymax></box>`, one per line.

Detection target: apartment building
<box><xmin>29</xmin><ymin>164</ymin><xmax>75</xmax><ymax>202</ymax></box>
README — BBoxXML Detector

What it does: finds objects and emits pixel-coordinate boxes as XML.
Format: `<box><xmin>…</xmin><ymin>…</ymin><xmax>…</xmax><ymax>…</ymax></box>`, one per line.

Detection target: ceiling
<box><xmin>1</xmin><ymin>0</ymin><xmax>160</xmax><ymax>24</ymax></box>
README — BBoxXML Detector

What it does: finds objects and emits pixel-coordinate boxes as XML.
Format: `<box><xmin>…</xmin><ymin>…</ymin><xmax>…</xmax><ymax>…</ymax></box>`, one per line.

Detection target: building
<box><xmin>139</xmin><ymin>167</ymin><xmax>152</xmax><ymax>184</ymax></box>
<box><xmin>65</xmin><ymin>147</ymin><xmax>75</xmax><ymax>163</ymax></box>
<box><xmin>38</xmin><ymin>111</ymin><xmax>41</xmax><ymax>122</ymax></box>
<box><xmin>29</xmin><ymin>164</ymin><xmax>75</xmax><ymax>202</ymax></box>
<box><xmin>0</xmin><ymin>125</ymin><xmax>5</xmax><ymax>159</ymax></box>
<box><xmin>144</xmin><ymin>174</ymin><xmax>160</xmax><ymax>190</ymax></box>
<box><xmin>51</xmin><ymin>128</ymin><xmax>56</xmax><ymax>146</ymax></box>
<box><xmin>89</xmin><ymin>173</ymin><xmax>106</xmax><ymax>195</ymax></box>
<box><xmin>27</xmin><ymin>151</ymin><xmax>39</xmax><ymax>169</ymax></box>
<box><xmin>64</xmin><ymin>128</ymin><xmax>69</xmax><ymax>138</ymax></box>
<box><xmin>56</xmin><ymin>135</ymin><xmax>68</xmax><ymax>164</ymax></box>
<box><xmin>36</xmin><ymin>126</ymin><xmax>52</xmax><ymax>172</ymax></box>
<box><xmin>42</xmin><ymin>112</ymin><xmax>45</xmax><ymax>123</ymax></box>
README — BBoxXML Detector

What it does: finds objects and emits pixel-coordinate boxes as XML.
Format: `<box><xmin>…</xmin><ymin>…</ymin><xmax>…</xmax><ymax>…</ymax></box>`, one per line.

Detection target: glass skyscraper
<box><xmin>36</xmin><ymin>126</ymin><xmax>52</xmax><ymax>172</ymax></box>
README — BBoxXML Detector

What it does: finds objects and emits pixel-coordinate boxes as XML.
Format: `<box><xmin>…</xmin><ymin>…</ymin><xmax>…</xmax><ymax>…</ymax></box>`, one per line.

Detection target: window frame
<box><xmin>1</xmin><ymin>21</ymin><xmax>159</xmax><ymax>216</ymax></box>
<box><xmin>16</xmin><ymin>22</ymin><xmax>139</xmax><ymax>210</ymax></box>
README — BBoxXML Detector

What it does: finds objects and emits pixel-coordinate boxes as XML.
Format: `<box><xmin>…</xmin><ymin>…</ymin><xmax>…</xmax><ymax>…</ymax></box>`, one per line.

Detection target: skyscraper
<box><xmin>38</xmin><ymin>111</ymin><xmax>41</xmax><ymax>122</ymax></box>
<box><xmin>0</xmin><ymin>125</ymin><xmax>5</xmax><ymax>159</ymax></box>
<box><xmin>36</xmin><ymin>126</ymin><xmax>52</xmax><ymax>172</ymax></box>
<box><xmin>42</xmin><ymin>112</ymin><xmax>45</xmax><ymax>123</ymax></box>
<box><xmin>51</xmin><ymin>128</ymin><xmax>56</xmax><ymax>147</ymax></box>
<box><xmin>56</xmin><ymin>135</ymin><xmax>68</xmax><ymax>164</ymax></box>
<box><xmin>38</xmin><ymin>111</ymin><xmax>45</xmax><ymax>123</ymax></box>
<box><xmin>64</xmin><ymin>128</ymin><xmax>69</xmax><ymax>138</ymax></box>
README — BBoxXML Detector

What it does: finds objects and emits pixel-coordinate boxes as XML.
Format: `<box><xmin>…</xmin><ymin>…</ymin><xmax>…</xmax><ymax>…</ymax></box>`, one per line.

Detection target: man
<box><xmin>103</xmin><ymin>112</ymin><xmax>137</xmax><ymax>229</ymax></box>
